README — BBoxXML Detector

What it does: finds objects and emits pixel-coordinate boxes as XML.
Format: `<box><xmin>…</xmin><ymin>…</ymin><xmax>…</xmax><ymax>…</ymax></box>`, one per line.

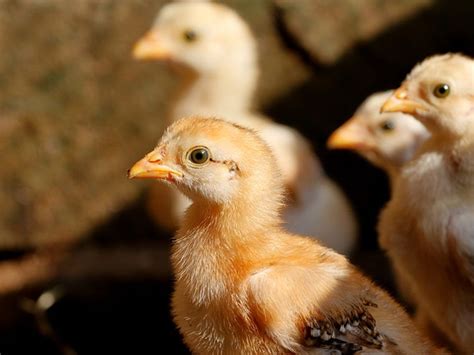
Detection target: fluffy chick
<box><xmin>128</xmin><ymin>116</ymin><xmax>439</xmax><ymax>354</ymax></box>
<box><xmin>133</xmin><ymin>1</ymin><xmax>357</xmax><ymax>254</ymax></box>
<box><xmin>328</xmin><ymin>91</ymin><xmax>429</xmax><ymax>307</ymax></box>
<box><xmin>328</xmin><ymin>90</ymin><xmax>429</xmax><ymax>186</ymax></box>
<box><xmin>379</xmin><ymin>53</ymin><xmax>474</xmax><ymax>353</ymax></box>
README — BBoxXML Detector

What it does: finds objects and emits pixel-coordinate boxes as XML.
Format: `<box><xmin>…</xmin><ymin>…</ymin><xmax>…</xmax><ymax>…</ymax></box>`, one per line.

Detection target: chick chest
<box><xmin>380</xmin><ymin>150</ymin><xmax>474</xmax><ymax>350</ymax></box>
<box><xmin>172</xmin><ymin>278</ymin><xmax>282</xmax><ymax>355</ymax></box>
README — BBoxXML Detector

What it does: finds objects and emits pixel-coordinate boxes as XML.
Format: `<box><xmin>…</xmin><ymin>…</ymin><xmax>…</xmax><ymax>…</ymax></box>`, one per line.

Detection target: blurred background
<box><xmin>1</xmin><ymin>0</ymin><xmax>474</xmax><ymax>353</ymax></box>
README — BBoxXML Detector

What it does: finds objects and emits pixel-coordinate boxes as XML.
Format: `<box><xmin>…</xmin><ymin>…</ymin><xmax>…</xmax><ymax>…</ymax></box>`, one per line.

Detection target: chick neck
<box><xmin>170</xmin><ymin>53</ymin><xmax>259</xmax><ymax>124</ymax></box>
<box><xmin>422</xmin><ymin>124</ymin><xmax>474</xmax><ymax>183</ymax></box>
<box><xmin>172</xmin><ymin>170</ymin><xmax>284</xmax><ymax>304</ymax></box>
<box><xmin>385</xmin><ymin>166</ymin><xmax>401</xmax><ymax>191</ymax></box>
<box><xmin>182</xmin><ymin>173</ymin><xmax>284</xmax><ymax>239</ymax></box>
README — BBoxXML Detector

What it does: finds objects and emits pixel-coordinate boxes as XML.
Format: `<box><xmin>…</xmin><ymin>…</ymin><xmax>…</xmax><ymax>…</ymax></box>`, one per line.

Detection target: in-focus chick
<box><xmin>128</xmin><ymin>117</ymin><xmax>439</xmax><ymax>354</ymax></box>
<box><xmin>379</xmin><ymin>53</ymin><xmax>474</xmax><ymax>353</ymax></box>
<box><xmin>328</xmin><ymin>90</ymin><xmax>429</xmax><ymax>185</ymax></box>
<box><xmin>133</xmin><ymin>1</ymin><xmax>357</xmax><ymax>254</ymax></box>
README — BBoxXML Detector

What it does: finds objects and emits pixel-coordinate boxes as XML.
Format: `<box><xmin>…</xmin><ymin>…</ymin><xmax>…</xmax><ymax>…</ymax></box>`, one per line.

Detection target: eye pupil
<box><xmin>194</xmin><ymin>151</ymin><xmax>203</xmax><ymax>161</ymax></box>
<box><xmin>434</xmin><ymin>83</ymin><xmax>450</xmax><ymax>98</ymax></box>
<box><xmin>183</xmin><ymin>29</ymin><xmax>197</xmax><ymax>42</ymax></box>
<box><xmin>380</xmin><ymin>120</ymin><xmax>395</xmax><ymax>132</ymax></box>
<box><xmin>189</xmin><ymin>148</ymin><xmax>209</xmax><ymax>164</ymax></box>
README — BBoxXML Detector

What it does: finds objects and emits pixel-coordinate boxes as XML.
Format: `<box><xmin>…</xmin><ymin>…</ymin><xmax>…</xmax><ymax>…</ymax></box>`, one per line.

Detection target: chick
<box><xmin>328</xmin><ymin>91</ymin><xmax>429</xmax><ymax>307</ymax></box>
<box><xmin>133</xmin><ymin>1</ymin><xmax>358</xmax><ymax>254</ymax></box>
<box><xmin>379</xmin><ymin>53</ymin><xmax>474</xmax><ymax>353</ymax></box>
<box><xmin>128</xmin><ymin>116</ymin><xmax>439</xmax><ymax>354</ymax></box>
<box><xmin>327</xmin><ymin>90</ymin><xmax>429</xmax><ymax>186</ymax></box>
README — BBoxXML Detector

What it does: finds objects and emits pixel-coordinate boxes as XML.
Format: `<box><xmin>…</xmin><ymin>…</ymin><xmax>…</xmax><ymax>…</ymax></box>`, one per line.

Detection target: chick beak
<box><xmin>381</xmin><ymin>87</ymin><xmax>426</xmax><ymax>115</ymax></box>
<box><xmin>327</xmin><ymin>118</ymin><xmax>375</xmax><ymax>151</ymax></box>
<box><xmin>132</xmin><ymin>30</ymin><xmax>171</xmax><ymax>60</ymax></box>
<box><xmin>128</xmin><ymin>149</ymin><xmax>183</xmax><ymax>180</ymax></box>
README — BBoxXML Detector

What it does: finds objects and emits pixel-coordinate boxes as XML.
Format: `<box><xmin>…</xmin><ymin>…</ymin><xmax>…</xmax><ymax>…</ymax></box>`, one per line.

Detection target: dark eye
<box><xmin>433</xmin><ymin>83</ymin><xmax>450</xmax><ymax>98</ymax></box>
<box><xmin>188</xmin><ymin>147</ymin><xmax>210</xmax><ymax>165</ymax></box>
<box><xmin>183</xmin><ymin>29</ymin><xmax>198</xmax><ymax>43</ymax></box>
<box><xmin>380</xmin><ymin>120</ymin><xmax>395</xmax><ymax>132</ymax></box>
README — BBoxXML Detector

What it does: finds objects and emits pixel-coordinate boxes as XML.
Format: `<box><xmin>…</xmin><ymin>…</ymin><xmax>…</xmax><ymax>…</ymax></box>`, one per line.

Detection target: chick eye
<box><xmin>380</xmin><ymin>120</ymin><xmax>395</xmax><ymax>132</ymax></box>
<box><xmin>187</xmin><ymin>147</ymin><xmax>210</xmax><ymax>165</ymax></box>
<box><xmin>433</xmin><ymin>83</ymin><xmax>450</xmax><ymax>98</ymax></box>
<box><xmin>183</xmin><ymin>29</ymin><xmax>198</xmax><ymax>43</ymax></box>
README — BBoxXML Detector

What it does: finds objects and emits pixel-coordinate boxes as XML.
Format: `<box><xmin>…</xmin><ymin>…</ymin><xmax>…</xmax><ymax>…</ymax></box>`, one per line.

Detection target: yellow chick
<box><xmin>379</xmin><ymin>53</ymin><xmax>474</xmax><ymax>353</ymax></box>
<box><xmin>132</xmin><ymin>0</ymin><xmax>358</xmax><ymax>255</ymax></box>
<box><xmin>328</xmin><ymin>90</ymin><xmax>429</xmax><ymax>186</ymax></box>
<box><xmin>129</xmin><ymin>116</ymin><xmax>439</xmax><ymax>354</ymax></box>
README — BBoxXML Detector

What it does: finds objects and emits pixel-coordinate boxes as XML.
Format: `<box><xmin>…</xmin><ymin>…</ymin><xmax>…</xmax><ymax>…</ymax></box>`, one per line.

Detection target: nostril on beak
<box><xmin>146</xmin><ymin>149</ymin><xmax>164</xmax><ymax>163</ymax></box>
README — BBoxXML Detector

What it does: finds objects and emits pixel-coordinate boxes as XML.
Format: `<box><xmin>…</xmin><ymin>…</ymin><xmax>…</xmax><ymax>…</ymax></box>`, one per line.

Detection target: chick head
<box><xmin>128</xmin><ymin>117</ymin><xmax>283</xmax><ymax>206</ymax></box>
<box><xmin>382</xmin><ymin>54</ymin><xmax>474</xmax><ymax>138</ymax></box>
<box><xmin>328</xmin><ymin>91</ymin><xmax>429</xmax><ymax>169</ymax></box>
<box><xmin>133</xmin><ymin>1</ymin><xmax>256</xmax><ymax>74</ymax></box>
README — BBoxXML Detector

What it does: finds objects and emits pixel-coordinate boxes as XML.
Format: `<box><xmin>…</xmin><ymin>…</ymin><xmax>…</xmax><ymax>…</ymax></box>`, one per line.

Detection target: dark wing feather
<box><xmin>304</xmin><ymin>300</ymin><xmax>393</xmax><ymax>354</ymax></box>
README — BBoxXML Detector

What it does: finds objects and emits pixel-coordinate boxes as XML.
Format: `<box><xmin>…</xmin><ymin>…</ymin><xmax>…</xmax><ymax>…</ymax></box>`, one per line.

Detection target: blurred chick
<box><xmin>379</xmin><ymin>53</ymin><xmax>474</xmax><ymax>353</ymax></box>
<box><xmin>328</xmin><ymin>91</ymin><xmax>429</xmax><ymax>307</ymax></box>
<box><xmin>128</xmin><ymin>116</ymin><xmax>439</xmax><ymax>354</ymax></box>
<box><xmin>328</xmin><ymin>90</ymin><xmax>429</xmax><ymax>186</ymax></box>
<box><xmin>133</xmin><ymin>0</ymin><xmax>357</xmax><ymax>254</ymax></box>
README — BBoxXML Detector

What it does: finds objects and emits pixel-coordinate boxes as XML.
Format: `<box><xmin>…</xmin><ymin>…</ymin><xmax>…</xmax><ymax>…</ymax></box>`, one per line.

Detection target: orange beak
<box><xmin>132</xmin><ymin>30</ymin><xmax>171</xmax><ymax>60</ymax></box>
<box><xmin>381</xmin><ymin>87</ymin><xmax>426</xmax><ymax>115</ymax></box>
<box><xmin>327</xmin><ymin>117</ymin><xmax>374</xmax><ymax>151</ymax></box>
<box><xmin>128</xmin><ymin>148</ymin><xmax>182</xmax><ymax>180</ymax></box>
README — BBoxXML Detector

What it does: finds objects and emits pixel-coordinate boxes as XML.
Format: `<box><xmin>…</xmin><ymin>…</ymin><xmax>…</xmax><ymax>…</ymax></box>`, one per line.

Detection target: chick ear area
<box><xmin>210</xmin><ymin>158</ymin><xmax>240</xmax><ymax>177</ymax></box>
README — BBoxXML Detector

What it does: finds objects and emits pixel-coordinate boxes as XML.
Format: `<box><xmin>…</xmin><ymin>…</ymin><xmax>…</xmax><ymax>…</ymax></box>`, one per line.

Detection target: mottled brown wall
<box><xmin>1</xmin><ymin>0</ymin><xmax>170</xmax><ymax>248</ymax></box>
<box><xmin>275</xmin><ymin>0</ymin><xmax>431</xmax><ymax>65</ymax></box>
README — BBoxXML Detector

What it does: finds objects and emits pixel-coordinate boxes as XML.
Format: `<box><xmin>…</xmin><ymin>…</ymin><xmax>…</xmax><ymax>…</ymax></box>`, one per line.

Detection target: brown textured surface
<box><xmin>0</xmin><ymin>0</ymin><xmax>309</xmax><ymax>249</ymax></box>
<box><xmin>274</xmin><ymin>0</ymin><xmax>433</xmax><ymax>65</ymax></box>
<box><xmin>0</xmin><ymin>0</ymin><xmax>171</xmax><ymax>248</ymax></box>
